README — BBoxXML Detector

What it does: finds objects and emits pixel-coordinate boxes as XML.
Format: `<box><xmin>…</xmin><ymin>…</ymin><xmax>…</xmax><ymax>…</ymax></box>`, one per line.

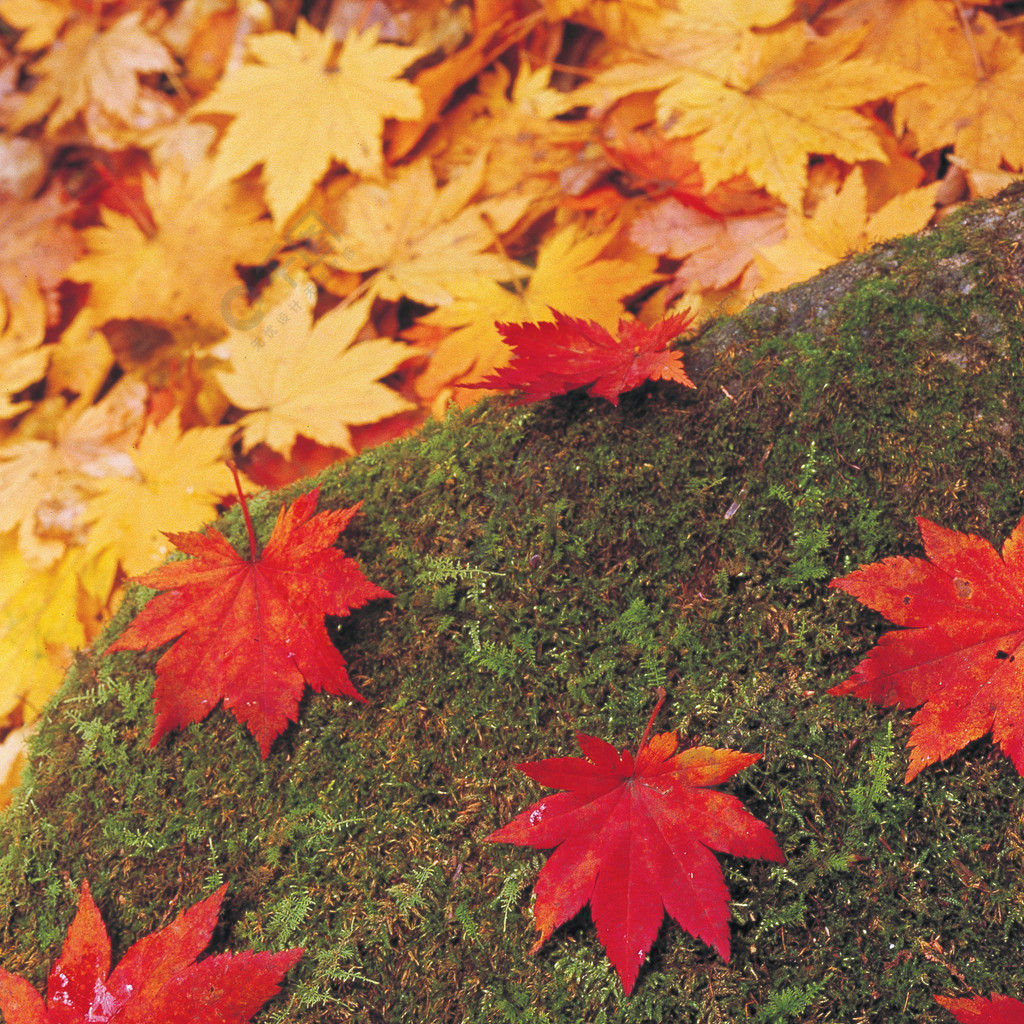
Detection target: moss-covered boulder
<box><xmin>3</xmin><ymin>187</ymin><xmax>1024</xmax><ymax>1023</ymax></box>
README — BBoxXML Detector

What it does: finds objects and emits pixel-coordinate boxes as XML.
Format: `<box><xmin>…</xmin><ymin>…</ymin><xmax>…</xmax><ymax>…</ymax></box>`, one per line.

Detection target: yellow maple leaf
<box><xmin>902</xmin><ymin>24</ymin><xmax>1024</xmax><ymax>172</ymax></box>
<box><xmin>826</xmin><ymin>0</ymin><xmax>1024</xmax><ymax>171</ymax></box>
<box><xmin>0</xmin><ymin>537</ymin><xmax>94</xmax><ymax>727</ymax></box>
<box><xmin>322</xmin><ymin>155</ymin><xmax>529</xmax><ymax>306</ymax></box>
<box><xmin>0</xmin><ymin>279</ymin><xmax>48</xmax><ymax>419</ymax></box>
<box><xmin>435</xmin><ymin>63</ymin><xmax>589</xmax><ymax>204</ymax></box>
<box><xmin>81</xmin><ymin>412</ymin><xmax>236</xmax><ymax>576</ymax></box>
<box><xmin>415</xmin><ymin>222</ymin><xmax>658</xmax><ymax>403</ymax></box>
<box><xmin>8</xmin><ymin>11</ymin><xmax>176</xmax><ymax>135</ymax></box>
<box><xmin>653</xmin><ymin>25</ymin><xmax>925</xmax><ymax>208</ymax></box>
<box><xmin>577</xmin><ymin>0</ymin><xmax>796</xmax><ymax>112</ymax></box>
<box><xmin>755</xmin><ymin>167</ymin><xmax>939</xmax><ymax>294</ymax></box>
<box><xmin>0</xmin><ymin>0</ymin><xmax>69</xmax><ymax>51</ymax></box>
<box><xmin>214</xmin><ymin>283</ymin><xmax>416</xmax><ymax>456</ymax></box>
<box><xmin>67</xmin><ymin>159</ymin><xmax>276</xmax><ymax>345</ymax></box>
<box><xmin>195</xmin><ymin>19</ymin><xmax>424</xmax><ymax>225</ymax></box>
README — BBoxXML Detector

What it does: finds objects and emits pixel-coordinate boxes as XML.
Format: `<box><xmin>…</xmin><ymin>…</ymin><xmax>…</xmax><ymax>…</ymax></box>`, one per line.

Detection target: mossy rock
<box><xmin>3</xmin><ymin>187</ymin><xmax>1024</xmax><ymax>1023</ymax></box>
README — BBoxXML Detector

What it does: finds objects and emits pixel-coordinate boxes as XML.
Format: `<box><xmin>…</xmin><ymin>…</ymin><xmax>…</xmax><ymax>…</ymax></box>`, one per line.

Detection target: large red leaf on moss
<box><xmin>467</xmin><ymin>310</ymin><xmax>696</xmax><ymax>405</ymax></box>
<box><xmin>0</xmin><ymin>881</ymin><xmax>302</xmax><ymax>1023</ymax></box>
<box><xmin>829</xmin><ymin>515</ymin><xmax>1024</xmax><ymax>781</ymax></box>
<box><xmin>108</xmin><ymin>481</ymin><xmax>391</xmax><ymax>758</ymax></box>
<box><xmin>487</xmin><ymin>694</ymin><xmax>784</xmax><ymax>994</ymax></box>
<box><xmin>936</xmin><ymin>993</ymin><xmax>1024</xmax><ymax>1023</ymax></box>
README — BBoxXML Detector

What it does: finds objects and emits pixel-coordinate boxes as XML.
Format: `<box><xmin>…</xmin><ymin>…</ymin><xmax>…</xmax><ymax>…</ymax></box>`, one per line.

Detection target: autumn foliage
<box><xmin>830</xmin><ymin>515</ymin><xmax>1024</xmax><ymax>781</ymax></box>
<box><xmin>0</xmin><ymin>0</ymin><xmax>1021</xmax><ymax>770</ymax></box>
<box><xmin>1</xmin><ymin>0</ymin><xmax>1024</xmax><ymax>1012</ymax></box>
<box><xmin>0</xmin><ymin>881</ymin><xmax>302</xmax><ymax>1023</ymax></box>
<box><xmin>488</xmin><ymin>691</ymin><xmax>784</xmax><ymax>994</ymax></box>
<box><xmin>108</xmin><ymin>468</ymin><xmax>391</xmax><ymax>758</ymax></box>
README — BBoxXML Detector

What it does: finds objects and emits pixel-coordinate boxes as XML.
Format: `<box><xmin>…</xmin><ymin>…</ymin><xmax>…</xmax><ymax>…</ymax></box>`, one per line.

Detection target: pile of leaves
<box><xmin>0</xmin><ymin>0</ymin><xmax>1022</xmax><ymax>788</ymax></box>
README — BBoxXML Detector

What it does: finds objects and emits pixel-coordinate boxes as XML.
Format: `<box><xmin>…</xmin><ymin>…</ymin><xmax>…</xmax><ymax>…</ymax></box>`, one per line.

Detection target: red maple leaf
<box><xmin>467</xmin><ymin>310</ymin><xmax>696</xmax><ymax>405</ymax></box>
<box><xmin>487</xmin><ymin>691</ymin><xmax>784</xmax><ymax>994</ymax></box>
<box><xmin>935</xmin><ymin>993</ymin><xmax>1024</xmax><ymax>1023</ymax></box>
<box><xmin>829</xmin><ymin>515</ymin><xmax>1024</xmax><ymax>781</ymax></box>
<box><xmin>108</xmin><ymin>467</ymin><xmax>392</xmax><ymax>758</ymax></box>
<box><xmin>0</xmin><ymin>881</ymin><xmax>301</xmax><ymax>1023</ymax></box>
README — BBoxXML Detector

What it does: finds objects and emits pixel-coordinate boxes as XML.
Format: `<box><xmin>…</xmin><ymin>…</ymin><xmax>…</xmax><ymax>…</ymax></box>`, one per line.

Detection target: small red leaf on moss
<box><xmin>488</xmin><ymin>693</ymin><xmax>784</xmax><ymax>994</ymax></box>
<box><xmin>108</xmin><ymin>471</ymin><xmax>391</xmax><ymax>758</ymax></box>
<box><xmin>935</xmin><ymin>992</ymin><xmax>1024</xmax><ymax>1023</ymax></box>
<box><xmin>467</xmin><ymin>309</ymin><xmax>696</xmax><ymax>405</ymax></box>
<box><xmin>829</xmin><ymin>514</ymin><xmax>1024</xmax><ymax>781</ymax></box>
<box><xmin>0</xmin><ymin>881</ymin><xmax>302</xmax><ymax>1023</ymax></box>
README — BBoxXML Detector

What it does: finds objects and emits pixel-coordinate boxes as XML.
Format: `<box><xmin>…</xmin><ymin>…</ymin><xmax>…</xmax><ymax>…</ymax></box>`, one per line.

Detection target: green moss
<box><xmin>2</xmin><ymin>189</ymin><xmax>1024</xmax><ymax>1021</ymax></box>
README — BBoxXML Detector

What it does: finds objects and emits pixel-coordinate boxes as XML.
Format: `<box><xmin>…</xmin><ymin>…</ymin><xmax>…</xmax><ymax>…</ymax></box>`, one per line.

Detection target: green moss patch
<box><xmin>2</xmin><ymin>189</ymin><xmax>1024</xmax><ymax>1022</ymax></box>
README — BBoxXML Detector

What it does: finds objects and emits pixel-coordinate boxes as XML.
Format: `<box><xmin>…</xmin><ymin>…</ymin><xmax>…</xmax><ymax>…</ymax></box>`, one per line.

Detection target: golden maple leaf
<box><xmin>0</xmin><ymin>0</ymin><xmax>69</xmax><ymax>51</ymax></box>
<box><xmin>902</xmin><ymin>24</ymin><xmax>1024</xmax><ymax>172</ymax></box>
<box><xmin>7</xmin><ymin>11</ymin><xmax>176</xmax><ymax>136</ymax></box>
<box><xmin>654</xmin><ymin>26</ymin><xmax>925</xmax><ymax>208</ymax></box>
<box><xmin>415</xmin><ymin>222</ymin><xmax>658</xmax><ymax>403</ymax></box>
<box><xmin>755</xmin><ymin>167</ymin><xmax>940</xmax><ymax>294</ymax></box>
<box><xmin>0</xmin><ymin>280</ymin><xmax>48</xmax><ymax>419</ymax></box>
<box><xmin>577</xmin><ymin>0</ymin><xmax>797</xmax><ymax>112</ymax></box>
<box><xmin>214</xmin><ymin>283</ymin><xmax>416</xmax><ymax>456</ymax></box>
<box><xmin>67</xmin><ymin>159</ymin><xmax>277</xmax><ymax>346</ymax></box>
<box><xmin>435</xmin><ymin>64</ymin><xmax>588</xmax><ymax>205</ymax></box>
<box><xmin>195</xmin><ymin>19</ymin><xmax>425</xmax><ymax>225</ymax></box>
<box><xmin>81</xmin><ymin>412</ymin><xmax>236</xmax><ymax>576</ymax></box>
<box><xmin>0</xmin><ymin>537</ymin><xmax>93</xmax><ymax>727</ymax></box>
<box><xmin>322</xmin><ymin>155</ymin><xmax>529</xmax><ymax>306</ymax></box>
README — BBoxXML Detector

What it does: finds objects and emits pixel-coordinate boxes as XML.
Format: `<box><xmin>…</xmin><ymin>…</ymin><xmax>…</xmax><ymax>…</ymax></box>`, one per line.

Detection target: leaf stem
<box><xmin>636</xmin><ymin>686</ymin><xmax>667</xmax><ymax>753</ymax></box>
<box><xmin>229</xmin><ymin>462</ymin><xmax>258</xmax><ymax>562</ymax></box>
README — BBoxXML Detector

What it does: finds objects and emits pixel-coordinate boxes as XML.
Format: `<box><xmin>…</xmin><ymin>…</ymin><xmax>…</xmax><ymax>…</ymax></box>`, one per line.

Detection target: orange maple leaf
<box><xmin>830</xmin><ymin>514</ymin><xmax>1024</xmax><ymax>781</ymax></box>
<box><xmin>108</xmin><ymin>475</ymin><xmax>391</xmax><ymax>758</ymax></box>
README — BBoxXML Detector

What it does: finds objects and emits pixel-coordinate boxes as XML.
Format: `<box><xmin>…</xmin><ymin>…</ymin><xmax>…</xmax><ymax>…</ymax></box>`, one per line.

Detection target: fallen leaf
<box><xmin>0</xmin><ymin>0</ymin><xmax>69</xmax><ymax>52</ymax></box>
<box><xmin>0</xmin><ymin>880</ymin><xmax>302</xmax><ymax>1023</ymax></box>
<box><xmin>654</xmin><ymin>25</ymin><xmax>924</xmax><ymax>207</ymax></box>
<box><xmin>935</xmin><ymin>992</ymin><xmax>1024</xmax><ymax>1023</ymax></box>
<box><xmin>81</xmin><ymin>412</ymin><xmax>236</xmax><ymax>577</ymax></box>
<box><xmin>415</xmin><ymin>223</ymin><xmax>658</xmax><ymax>401</ymax></box>
<box><xmin>826</xmin><ymin>0</ymin><xmax>1024</xmax><ymax>172</ymax></box>
<box><xmin>630</xmin><ymin>197</ymin><xmax>786</xmax><ymax>292</ymax></box>
<box><xmin>467</xmin><ymin>309</ymin><xmax>695</xmax><ymax>405</ymax></box>
<box><xmin>0</xmin><ymin>280</ymin><xmax>48</xmax><ymax>419</ymax></box>
<box><xmin>322</xmin><ymin>155</ymin><xmax>527</xmax><ymax>306</ymax></box>
<box><xmin>755</xmin><ymin>167</ymin><xmax>939</xmax><ymax>294</ymax></box>
<box><xmin>829</xmin><ymin>514</ymin><xmax>1024</xmax><ymax>781</ymax></box>
<box><xmin>215</xmin><ymin>284</ymin><xmax>416</xmax><ymax>456</ymax></box>
<box><xmin>108</xmin><ymin>470</ymin><xmax>391</xmax><ymax>758</ymax></box>
<box><xmin>0</xmin><ymin>186</ymin><xmax>82</xmax><ymax>325</ymax></box>
<box><xmin>488</xmin><ymin>692</ymin><xmax>784</xmax><ymax>993</ymax></box>
<box><xmin>8</xmin><ymin>11</ymin><xmax>176</xmax><ymax>137</ymax></box>
<box><xmin>0</xmin><ymin>376</ymin><xmax>145</xmax><ymax>569</ymax></box>
<box><xmin>195</xmin><ymin>19</ymin><xmax>424</xmax><ymax>225</ymax></box>
<box><xmin>67</xmin><ymin>159</ymin><xmax>277</xmax><ymax>346</ymax></box>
